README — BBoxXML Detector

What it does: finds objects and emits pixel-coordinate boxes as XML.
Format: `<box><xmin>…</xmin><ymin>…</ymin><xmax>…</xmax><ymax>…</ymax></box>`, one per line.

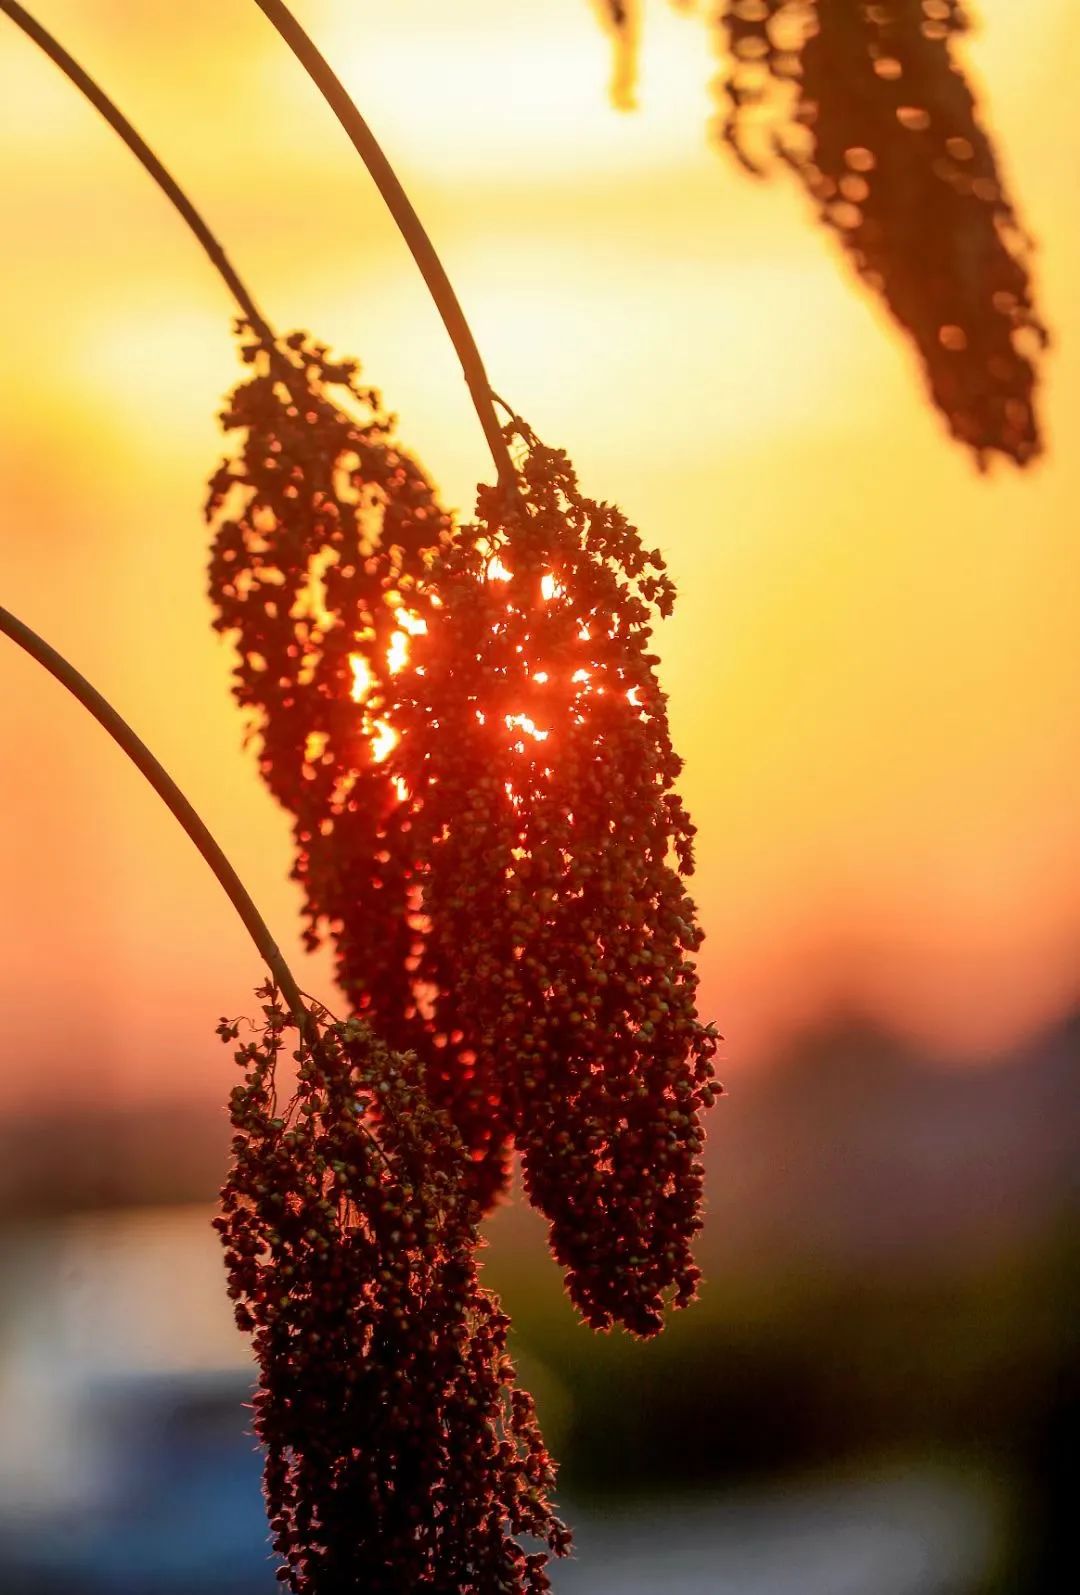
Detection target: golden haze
<box><xmin>1</xmin><ymin>0</ymin><xmax>1079</xmax><ymax>1110</ymax></box>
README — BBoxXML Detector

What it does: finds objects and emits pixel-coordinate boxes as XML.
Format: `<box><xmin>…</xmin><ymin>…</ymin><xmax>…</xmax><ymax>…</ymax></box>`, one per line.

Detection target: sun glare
<box><xmin>396</xmin><ymin>608</ymin><xmax>428</xmax><ymax>637</ymax></box>
<box><xmin>505</xmin><ymin>712</ymin><xmax>549</xmax><ymax>743</ymax></box>
<box><xmin>387</xmin><ymin>630</ymin><xmax>410</xmax><ymax>675</ymax></box>
<box><xmin>372</xmin><ymin>721</ymin><xmax>400</xmax><ymax>763</ymax></box>
<box><xmin>350</xmin><ymin>654</ymin><xmax>374</xmax><ymax>703</ymax></box>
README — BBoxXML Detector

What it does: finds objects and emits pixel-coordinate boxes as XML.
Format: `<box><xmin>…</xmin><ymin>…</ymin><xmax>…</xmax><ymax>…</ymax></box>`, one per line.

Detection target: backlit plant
<box><xmin>0</xmin><ymin>592</ymin><xmax>567</xmax><ymax>1592</ymax></box>
<box><xmin>208</xmin><ymin>377</ymin><xmax>720</xmax><ymax>1334</ymax></box>
<box><xmin>216</xmin><ymin>991</ymin><xmax>569</xmax><ymax>1592</ymax></box>
<box><xmin>1</xmin><ymin>5</ymin><xmax>569</xmax><ymax>1587</ymax></box>
<box><xmin>593</xmin><ymin>0</ymin><xmax>1047</xmax><ymax>465</ymax></box>
<box><xmin>1</xmin><ymin>0</ymin><xmax>1050</xmax><ymax>1586</ymax></box>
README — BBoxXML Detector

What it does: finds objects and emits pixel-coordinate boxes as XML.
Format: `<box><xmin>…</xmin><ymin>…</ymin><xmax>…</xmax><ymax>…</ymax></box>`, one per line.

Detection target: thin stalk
<box><xmin>0</xmin><ymin>603</ymin><xmax>308</xmax><ymax>1032</ymax></box>
<box><xmin>251</xmin><ymin>0</ymin><xmax>520</xmax><ymax>501</ymax></box>
<box><xmin>0</xmin><ymin>0</ymin><xmax>276</xmax><ymax>348</ymax></box>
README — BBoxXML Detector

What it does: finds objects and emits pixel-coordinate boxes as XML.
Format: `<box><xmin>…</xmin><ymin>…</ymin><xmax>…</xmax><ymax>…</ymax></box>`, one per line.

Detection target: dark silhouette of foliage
<box><xmin>595</xmin><ymin>0</ymin><xmax>1047</xmax><ymax>466</ymax></box>
<box><xmin>382</xmin><ymin>420</ymin><xmax>720</xmax><ymax>1335</ymax></box>
<box><xmin>206</xmin><ymin>330</ymin><xmax>516</xmax><ymax>1214</ymax></box>
<box><xmin>216</xmin><ymin>987</ymin><xmax>569</xmax><ymax>1592</ymax></box>
<box><xmin>207</xmin><ymin>341</ymin><xmax>718</xmax><ymax>1337</ymax></box>
<box><xmin>7</xmin><ymin>3</ymin><xmax>718</xmax><ymax>1586</ymax></box>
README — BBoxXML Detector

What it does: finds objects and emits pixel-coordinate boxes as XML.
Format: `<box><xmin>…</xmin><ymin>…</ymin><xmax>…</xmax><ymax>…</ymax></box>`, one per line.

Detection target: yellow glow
<box><xmin>540</xmin><ymin>573</ymin><xmax>558</xmax><ymax>600</ymax></box>
<box><xmin>4</xmin><ymin>0</ymin><xmax>1080</xmax><ymax>1109</ymax></box>
<box><xmin>387</xmin><ymin>630</ymin><xmax>410</xmax><ymax>675</ymax></box>
<box><xmin>505</xmin><ymin>712</ymin><xmax>549</xmax><ymax>742</ymax></box>
<box><xmin>372</xmin><ymin>721</ymin><xmax>399</xmax><ymax>763</ymax></box>
<box><xmin>396</xmin><ymin>607</ymin><xmax>428</xmax><ymax>637</ymax></box>
<box><xmin>486</xmin><ymin>555</ymin><xmax>513</xmax><ymax>583</ymax></box>
<box><xmin>349</xmin><ymin>654</ymin><xmax>374</xmax><ymax>703</ymax></box>
<box><xmin>299</xmin><ymin>550</ymin><xmax>337</xmax><ymax>633</ymax></box>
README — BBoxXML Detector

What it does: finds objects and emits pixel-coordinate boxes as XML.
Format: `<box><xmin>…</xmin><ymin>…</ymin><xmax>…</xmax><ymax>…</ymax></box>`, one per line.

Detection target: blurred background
<box><xmin>0</xmin><ymin>1</ymin><xmax>1077</xmax><ymax>1589</ymax></box>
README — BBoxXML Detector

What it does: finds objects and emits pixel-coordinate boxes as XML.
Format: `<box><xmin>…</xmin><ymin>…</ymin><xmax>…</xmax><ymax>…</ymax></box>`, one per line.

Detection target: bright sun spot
<box><xmin>348</xmin><ymin>650</ymin><xmax>401</xmax><ymax>769</ymax></box>
<box><xmin>505</xmin><ymin>712</ymin><xmax>549</xmax><ymax>742</ymax></box>
<box><xmin>397</xmin><ymin>608</ymin><xmax>428</xmax><ymax>637</ymax></box>
<box><xmin>372</xmin><ymin>721</ymin><xmax>399</xmax><ymax>763</ymax></box>
<box><xmin>387</xmin><ymin>630</ymin><xmax>410</xmax><ymax>675</ymax></box>
<box><xmin>350</xmin><ymin>654</ymin><xmax>374</xmax><ymax>702</ymax></box>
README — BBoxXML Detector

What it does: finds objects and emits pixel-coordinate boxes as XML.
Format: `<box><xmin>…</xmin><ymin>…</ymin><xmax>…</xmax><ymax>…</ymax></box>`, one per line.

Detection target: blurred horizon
<box><xmin>1</xmin><ymin>1001</ymin><xmax>1076</xmax><ymax>1588</ymax></box>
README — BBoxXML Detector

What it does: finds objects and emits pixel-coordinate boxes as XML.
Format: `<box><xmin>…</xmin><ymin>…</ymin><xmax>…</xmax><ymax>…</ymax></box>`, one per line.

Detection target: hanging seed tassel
<box><xmin>207</xmin><ymin>329</ymin><xmax>514</xmax><ymax>1209</ymax></box>
<box><xmin>208</xmin><ymin>341</ymin><xmax>718</xmax><ymax>1335</ymax></box>
<box><xmin>716</xmin><ymin>0</ymin><xmax>1046</xmax><ymax>465</ymax></box>
<box><xmin>380</xmin><ymin>423</ymin><xmax>720</xmax><ymax>1336</ymax></box>
<box><xmin>216</xmin><ymin>987</ymin><xmax>570</xmax><ymax>1593</ymax></box>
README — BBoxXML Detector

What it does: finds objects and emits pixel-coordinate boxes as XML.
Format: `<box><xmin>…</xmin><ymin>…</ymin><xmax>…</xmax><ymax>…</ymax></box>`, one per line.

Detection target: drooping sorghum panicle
<box><xmin>378</xmin><ymin>423</ymin><xmax>720</xmax><ymax>1336</ymax></box>
<box><xmin>715</xmin><ymin>0</ymin><xmax>1046</xmax><ymax>466</ymax></box>
<box><xmin>206</xmin><ymin>328</ymin><xmax>514</xmax><ymax>1209</ymax></box>
<box><xmin>206</xmin><ymin>332</ymin><xmax>718</xmax><ymax>1335</ymax></box>
<box><xmin>215</xmin><ymin>988</ymin><xmax>570</xmax><ymax>1592</ymax></box>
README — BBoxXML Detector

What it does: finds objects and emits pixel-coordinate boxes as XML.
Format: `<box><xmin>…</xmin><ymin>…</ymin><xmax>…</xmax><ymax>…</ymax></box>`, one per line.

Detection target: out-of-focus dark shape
<box><xmin>719</xmin><ymin>0</ymin><xmax>1047</xmax><ymax>466</ymax></box>
<box><xmin>592</xmin><ymin>0</ymin><xmax>641</xmax><ymax>109</ymax></box>
<box><xmin>593</xmin><ymin>0</ymin><xmax>1048</xmax><ymax>467</ymax></box>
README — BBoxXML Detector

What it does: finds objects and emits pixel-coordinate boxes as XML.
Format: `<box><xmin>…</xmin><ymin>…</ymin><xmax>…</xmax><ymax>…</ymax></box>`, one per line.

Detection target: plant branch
<box><xmin>251</xmin><ymin>0</ymin><xmax>520</xmax><ymax>501</ymax></box>
<box><xmin>0</xmin><ymin>602</ymin><xmax>309</xmax><ymax>1032</ymax></box>
<box><xmin>0</xmin><ymin>0</ymin><xmax>276</xmax><ymax>349</ymax></box>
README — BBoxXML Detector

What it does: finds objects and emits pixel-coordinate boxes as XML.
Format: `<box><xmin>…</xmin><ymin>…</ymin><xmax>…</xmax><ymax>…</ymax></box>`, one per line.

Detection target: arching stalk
<box><xmin>251</xmin><ymin>0</ymin><xmax>519</xmax><ymax>500</ymax></box>
<box><xmin>0</xmin><ymin>602</ymin><xmax>309</xmax><ymax>1032</ymax></box>
<box><xmin>0</xmin><ymin>0</ymin><xmax>276</xmax><ymax>348</ymax></box>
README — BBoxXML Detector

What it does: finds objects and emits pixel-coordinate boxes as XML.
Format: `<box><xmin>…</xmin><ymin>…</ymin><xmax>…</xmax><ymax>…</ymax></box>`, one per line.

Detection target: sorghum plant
<box><xmin>216</xmin><ymin>988</ymin><xmax>569</xmax><ymax>1592</ymax></box>
<box><xmin>206</xmin><ymin>330</ymin><xmax>516</xmax><ymax>1211</ymax></box>
<box><xmin>1</xmin><ymin>9</ymin><xmax>570</xmax><ymax>1586</ymax></box>
<box><xmin>206</xmin><ymin>357</ymin><xmax>719</xmax><ymax>1336</ymax></box>
<box><xmin>379</xmin><ymin>422</ymin><xmax>720</xmax><ymax>1335</ymax></box>
<box><xmin>209</xmin><ymin>3</ymin><xmax>720</xmax><ymax>1337</ymax></box>
<box><xmin>0</xmin><ymin>603</ymin><xmax>569</xmax><ymax>1594</ymax></box>
<box><xmin>594</xmin><ymin>0</ymin><xmax>1047</xmax><ymax>465</ymax></box>
<box><xmin>7</xmin><ymin>2</ymin><xmax>720</xmax><ymax>1585</ymax></box>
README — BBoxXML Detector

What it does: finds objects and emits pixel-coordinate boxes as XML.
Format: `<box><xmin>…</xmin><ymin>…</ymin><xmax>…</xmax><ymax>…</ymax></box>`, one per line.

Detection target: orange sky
<box><xmin>2</xmin><ymin>0</ymin><xmax>1080</xmax><ymax>1112</ymax></box>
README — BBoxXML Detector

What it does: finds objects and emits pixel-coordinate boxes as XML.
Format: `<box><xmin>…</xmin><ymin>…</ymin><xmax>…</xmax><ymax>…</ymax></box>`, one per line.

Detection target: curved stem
<box><xmin>0</xmin><ymin>0</ymin><xmax>276</xmax><ymax>349</ymax></box>
<box><xmin>251</xmin><ymin>0</ymin><xmax>519</xmax><ymax>501</ymax></box>
<box><xmin>0</xmin><ymin>603</ymin><xmax>308</xmax><ymax>1032</ymax></box>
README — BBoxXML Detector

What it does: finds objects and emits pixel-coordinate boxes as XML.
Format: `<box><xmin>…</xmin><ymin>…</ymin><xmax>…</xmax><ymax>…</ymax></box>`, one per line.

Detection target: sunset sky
<box><xmin>1</xmin><ymin>0</ymin><xmax>1079</xmax><ymax>1113</ymax></box>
